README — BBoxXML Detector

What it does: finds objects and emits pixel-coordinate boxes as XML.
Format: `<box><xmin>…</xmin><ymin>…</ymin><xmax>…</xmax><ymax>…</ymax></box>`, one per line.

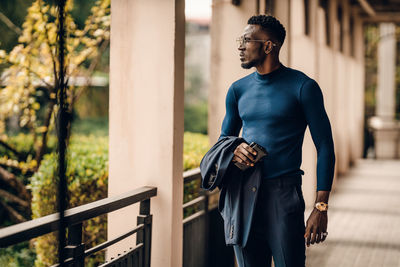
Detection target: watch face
<box><xmin>316</xmin><ymin>202</ymin><xmax>328</xmax><ymax>211</ymax></box>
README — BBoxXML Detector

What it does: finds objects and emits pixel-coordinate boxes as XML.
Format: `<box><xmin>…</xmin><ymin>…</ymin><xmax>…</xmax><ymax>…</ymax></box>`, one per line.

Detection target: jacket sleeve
<box><xmin>299</xmin><ymin>79</ymin><xmax>336</xmax><ymax>191</ymax></box>
<box><xmin>200</xmin><ymin>137</ymin><xmax>243</xmax><ymax>191</ymax></box>
<box><xmin>218</xmin><ymin>85</ymin><xmax>242</xmax><ymax>141</ymax></box>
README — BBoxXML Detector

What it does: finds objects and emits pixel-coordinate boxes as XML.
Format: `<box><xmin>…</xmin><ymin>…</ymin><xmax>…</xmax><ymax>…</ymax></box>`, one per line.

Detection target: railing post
<box><xmin>204</xmin><ymin>191</ymin><xmax>210</xmax><ymax>266</ymax></box>
<box><xmin>137</xmin><ymin>199</ymin><xmax>152</xmax><ymax>267</ymax></box>
<box><xmin>65</xmin><ymin>223</ymin><xmax>85</xmax><ymax>267</ymax></box>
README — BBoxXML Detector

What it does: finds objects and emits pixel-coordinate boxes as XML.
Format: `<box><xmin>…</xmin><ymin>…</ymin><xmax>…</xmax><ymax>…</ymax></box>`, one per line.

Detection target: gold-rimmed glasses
<box><xmin>236</xmin><ymin>36</ymin><xmax>277</xmax><ymax>48</ymax></box>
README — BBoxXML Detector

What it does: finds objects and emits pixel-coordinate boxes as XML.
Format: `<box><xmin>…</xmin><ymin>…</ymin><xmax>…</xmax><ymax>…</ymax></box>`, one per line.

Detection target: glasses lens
<box><xmin>236</xmin><ymin>37</ymin><xmax>244</xmax><ymax>47</ymax></box>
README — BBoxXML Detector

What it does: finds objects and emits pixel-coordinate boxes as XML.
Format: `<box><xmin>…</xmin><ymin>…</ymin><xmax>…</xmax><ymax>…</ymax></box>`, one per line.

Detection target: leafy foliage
<box><xmin>0</xmin><ymin>134</ymin><xmax>57</xmax><ymax>174</ymax></box>
<box><xmin>71</xmin><ymin>117</ymin><xmax>108</xmax><ymax>136</ymax></box>
<box><xmin>184</xmin><ymin>102</ymin><xmax>208</xmax><ymax>134</ymax></box>
<box><xmin>0</xmin><ymin>242</ymin><xmax>36</xmax><ymax>267</ymax></box>
<box><xmin>183</xmin><ymin>131</ymin><xmax>209</xmax><ymax>171</ymax></box>
<box><xmin>0</xmin><ymin>0</ymin><xmax>110</xmax><ymax>226</ymax></box>
<box><xmin>30</xmin><ymin>134</ymin><xmax>108</xmax><ymax>267</ymax></box>
<box><xmin>27</xmin><ymin>131</ymin><xmax>208</xmax><ymax>265</ymax></box>
<box><xmin>0</xmin><ymin>0</ymin><xmax>110</xmax><ymax>165</ymax></box>
<box><xmin>183</xmin><ymin>132</ymin><xmax>209</xmax><ymax>218</ymax></box>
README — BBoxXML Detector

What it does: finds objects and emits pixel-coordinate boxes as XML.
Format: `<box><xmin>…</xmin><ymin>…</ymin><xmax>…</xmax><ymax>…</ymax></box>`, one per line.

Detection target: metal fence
<box><xmin>0</xmin><ymin>186</ymin><xmax>157</xmax><ymax>267</ymax></box>
<box><xmin>183</xmin><ymin>168</ymin><xmax>234</xmax><ymax>267</ymax></box>
<box><xmin>0</xmin><ymin>169</ymin><xmax>235</xmax><ymax>267</ymax></box>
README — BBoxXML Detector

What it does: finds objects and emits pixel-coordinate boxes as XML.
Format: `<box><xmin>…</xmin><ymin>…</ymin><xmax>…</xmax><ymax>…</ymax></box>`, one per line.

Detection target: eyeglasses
<box><xmin>236</xmin><ymin>36</ymin><xmax>277</xmax><ymax>48</ymax></box>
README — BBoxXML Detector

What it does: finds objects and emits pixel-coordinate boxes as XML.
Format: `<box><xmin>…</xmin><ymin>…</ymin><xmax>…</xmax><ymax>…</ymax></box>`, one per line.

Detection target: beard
<box><xmin>241</xmin><ymin>61</ymin><xmax>256</xmax><ymax>69</ymax></box>
<box><xmin>240</xmin><ymin>46</ymin><xmax>266</xmax><ymax>69</ymax></box>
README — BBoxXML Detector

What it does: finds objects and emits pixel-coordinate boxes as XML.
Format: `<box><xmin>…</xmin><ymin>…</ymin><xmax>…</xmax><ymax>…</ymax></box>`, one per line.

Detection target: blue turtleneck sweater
<box><xmin>219</xmin><ymin>64</ymin><xmax>335</xmax><ymax>191</ymax></box>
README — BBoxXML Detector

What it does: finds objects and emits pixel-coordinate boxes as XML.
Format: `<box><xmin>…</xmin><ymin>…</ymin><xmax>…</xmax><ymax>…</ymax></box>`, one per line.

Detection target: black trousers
<box><xmin>233</xmin><ymin>175</ymin><xmax>306</xmax><ymax>267</ymax></box>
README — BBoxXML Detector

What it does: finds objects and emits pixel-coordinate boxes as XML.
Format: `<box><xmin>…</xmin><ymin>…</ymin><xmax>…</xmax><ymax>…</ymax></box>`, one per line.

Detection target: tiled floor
<box><xmin>305</xmin><ymin>159</ymin><xmax>400</xmax><ymax>267</ymax></box>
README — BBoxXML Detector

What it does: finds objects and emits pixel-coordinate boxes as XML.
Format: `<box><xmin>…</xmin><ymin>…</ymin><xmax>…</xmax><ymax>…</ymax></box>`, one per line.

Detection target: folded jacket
<box><xmin>200</xmin><ymin>136</ymin><xmax>263</xmax><ymax>247</ymax></box>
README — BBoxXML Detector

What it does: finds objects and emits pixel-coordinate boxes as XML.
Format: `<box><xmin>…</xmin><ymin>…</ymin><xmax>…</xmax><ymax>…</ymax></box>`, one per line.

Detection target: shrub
<box><xmin>183</xmin><ymin>131</ymin><xmax>209</xmax><ymax>171</ymax></box>
<box><xmin>183</xmin><ymin>132</ymin><xmax>210</xmax><ymax>218</ymax></box>
<box><xmin>184</xmin><ymin>102</ymin><xmax>208</xmax><ymax>134</ymax></box>
<box><xmin>0</xmin><ymin>242</ymin><xmax>36</xmax><ymax>267</ymax></box>
<box><xmin>0</xmin><ymin>134</ymin><xmax>57</xmax><ymax>176</ymax></box>
<box><xmin>0</xmin><ymin>133</ymin><xmax>58</xmax><ymax>156</ymax></box>
<box><xmin>21</xmin><ymin>131</ymin><xmax>208</xmax><ymax>265</ymax></box>
<box><xmin>30</xmin><ymin>135</ymin><xmax>108</xmax><ymax>267</ymax></box>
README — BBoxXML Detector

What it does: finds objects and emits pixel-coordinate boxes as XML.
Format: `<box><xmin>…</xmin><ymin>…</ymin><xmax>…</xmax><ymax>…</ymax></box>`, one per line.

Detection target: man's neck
<box><xmin>256</xmin><ymin>57</ymin><xmax>281</xmax><ymax>75</ymax></box>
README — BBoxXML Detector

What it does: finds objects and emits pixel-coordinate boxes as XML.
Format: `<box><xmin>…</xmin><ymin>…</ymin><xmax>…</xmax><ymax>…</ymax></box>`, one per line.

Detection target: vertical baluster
<box><xmin>65</xmin><ymin>223</ymin><xmax>85</xmax><ymax>267</ymax></box>
<box><xmin>204</xmin><ymin>190</ymin><xmax>210</xmax><ymax>266</ymax></box>
<box><xmin>137</xmin><ymin>199</ymin><xmax>152</xmax><ymax>267</ymax></box>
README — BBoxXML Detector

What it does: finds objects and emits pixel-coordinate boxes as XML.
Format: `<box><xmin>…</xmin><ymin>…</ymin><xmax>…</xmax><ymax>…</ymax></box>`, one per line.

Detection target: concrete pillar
<box><xmin>370</xmin><ymin>23</ymin><xmax>400</xmax><ymax>159</ymax></box>
<box><xmin>327</xmin><ymin>0</ymin><xmax>350</xmax><ymax>175</ymax></box>
<box><xmin>289</xmin><ymin>0</ymin><xmax>318</xmax><ymax>206</ymax></box>
<box><xmin>349</xmin><ymin>11</ymin><xmax>365</xmax><ymax>162</ymax></box>
<box><xmin>108</xmin><ymin>0</ymin><xmax>185</xmax><ymax>266</ymax></box>
<box><xmin>342</xmin><ymin>0</ymin><xmax>351</xmax><ymax>57</ymax></box>
<box><xmin>274</xmin><ymin>0</ymin><xmax>291</xmax><ymax>65</ymax></box>
<box><xmin>338</xmin><ymin>0</ymin><xmax>352</xmax><ymax>172</ymax></box>
<box><xmin>377</xmin><ymin>23</ymin><xmax>397</xmax><ymax>119</ymax></box>
<box><xmin>208</xmin><ymin>0</ymin><xmax>256</xmax><ymax>144</ymax></box>
<box><xmin>315</xmin><ymin>2</ymin><xmax>339</xmax><ymax>190</ymax></box>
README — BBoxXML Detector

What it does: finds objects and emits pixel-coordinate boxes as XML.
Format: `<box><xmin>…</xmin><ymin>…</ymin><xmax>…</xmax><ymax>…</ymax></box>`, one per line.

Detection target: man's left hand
<box><xmin>304</xmin><ymin>208</ymin><xmax>328</xmax><ymax>247</ymax></box>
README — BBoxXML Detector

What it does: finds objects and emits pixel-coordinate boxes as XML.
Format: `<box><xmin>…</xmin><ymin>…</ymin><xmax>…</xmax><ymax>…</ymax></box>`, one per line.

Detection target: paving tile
<box><xmin>306</xmin><ymin>159</ymin><xmax>400</xmax><ymax>267</ymax></box>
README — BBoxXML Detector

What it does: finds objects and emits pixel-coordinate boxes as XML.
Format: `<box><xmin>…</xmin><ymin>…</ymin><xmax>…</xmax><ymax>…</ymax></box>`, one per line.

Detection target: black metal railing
<box><xmin>0</xmin><ymin>186</ymin><xmax>157</xmax><ymax>267</ymax></box>
<box><xmin>182</xmin><ymin>168</ymin><xmax>234</xmax><ymax>267</ymax></box>
<box><xmin>183</xmin><ymin>168</ymin><xmax>218</xmax><ymax>224</ymax></box>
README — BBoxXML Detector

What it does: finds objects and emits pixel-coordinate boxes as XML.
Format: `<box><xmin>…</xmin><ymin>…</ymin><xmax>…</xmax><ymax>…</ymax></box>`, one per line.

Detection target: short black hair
<box><xmin>247</xmin><ymin>15</ymin><xmax>286</xmax><ymax>45</ymax></box>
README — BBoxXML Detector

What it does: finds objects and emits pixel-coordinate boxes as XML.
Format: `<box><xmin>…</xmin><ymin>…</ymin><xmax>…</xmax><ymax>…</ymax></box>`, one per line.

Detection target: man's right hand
<box><xmin>232</xmin><ymin>142</ymin><xmax>258</xmax><ymax>166</ymax></box>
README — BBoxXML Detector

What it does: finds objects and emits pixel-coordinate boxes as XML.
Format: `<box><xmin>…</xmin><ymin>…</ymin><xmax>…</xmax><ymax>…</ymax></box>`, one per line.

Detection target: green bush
<box><xmin>71</xmin><ymin>117</ymin><xmax>108</xmax><ymax>136</ymax></box>
<box><xmin>0</xmin><ymin>242</ymin><xmax>36</xmax><ymax>267</ymax></box>
<box><xmin>3</xmin><ymin>131</ymin><xmax>208</xmax><ymax>265</ymax></box>
<box><xmin>184</xmin><ymin>102</ymin><xmax>208</xmax><ymax>134</ymax></box>
<box><xmin>183</xmin><ymin>132</ymin><xmax>210</xmax><ymax>218</ymax></box>
<box><xmin>0</xmin><ymin>134</ymin><xmax>57</xmax><ymax>179</ymax></box>
<box><xmin>183</xmin><ymin>131</ymin><xmax>209</xmax><ymax>171</ymax></box>
<box><xmin>0</xmin><ymin>133</ymin><xmax>58</xmax><ymax>157</ymax></box>
<box><xmin>30</xmin><ymin>135</ymin><xmax>108</xmax><ymax>267</ymax></box>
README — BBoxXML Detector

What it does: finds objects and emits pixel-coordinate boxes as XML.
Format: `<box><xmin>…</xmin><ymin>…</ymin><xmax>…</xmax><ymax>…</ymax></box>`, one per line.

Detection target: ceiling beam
<box><xmin>357</xmin><ymin>0</ymin><xmax>376</xmax><ymax>16</ymax></box>
<box><xmin>362</xmin><ymin>12</ymin><xmax>400</xmax><ymax>23</ymax></box>
<box><xmin>368</xmin><ymin>4</ymin><xmax>400</xmax><ymax>12</ymax></box>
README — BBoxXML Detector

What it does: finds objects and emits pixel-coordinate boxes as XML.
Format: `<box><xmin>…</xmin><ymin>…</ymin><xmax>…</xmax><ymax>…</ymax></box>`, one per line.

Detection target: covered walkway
<box><xmin>307</xmin><ymin>159</ymin><xmax>400</xmax><ymax>266</ymax></box>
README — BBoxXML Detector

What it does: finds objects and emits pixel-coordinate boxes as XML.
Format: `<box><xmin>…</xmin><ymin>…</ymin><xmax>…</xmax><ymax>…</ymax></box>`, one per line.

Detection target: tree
<box><xmin>0</xmin><ymin>0</ymin><xmax>110</xmax><ymax>223</ymax></box>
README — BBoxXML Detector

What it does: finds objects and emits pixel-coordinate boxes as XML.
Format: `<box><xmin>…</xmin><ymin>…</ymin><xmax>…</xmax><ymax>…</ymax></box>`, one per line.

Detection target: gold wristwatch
<box><xmin>315</xmin><ymin>202</ymin><xmax>328</xmax><ymax>212</ymax></box>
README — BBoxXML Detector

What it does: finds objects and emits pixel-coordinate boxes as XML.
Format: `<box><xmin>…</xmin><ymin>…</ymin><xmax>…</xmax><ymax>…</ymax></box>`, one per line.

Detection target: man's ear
<box><xmin>264</xmin><ymin>42</ymin><xmax>273</xmax><ymax>55</ymax></box>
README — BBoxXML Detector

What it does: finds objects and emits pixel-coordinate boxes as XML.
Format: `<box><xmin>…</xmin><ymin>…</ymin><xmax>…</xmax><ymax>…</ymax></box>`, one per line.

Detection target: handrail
<box><xmin>183</xmin><ymin>167</ymin><xmax>202</xmax><ymax>183</ymax></box>
<box><xmin>182</xmin><ymin>167</ymin><xmax>220</xmax><ymax>232</ymax></box>
<box><xmin>0</xmin><ymin>186</ymin><xmax>157</xmax><ymax>248</ymax></box>
<box><xmin>182</xmin><ymin>195</ymin><xmax>206</xmax><ymax>209</ymax></box>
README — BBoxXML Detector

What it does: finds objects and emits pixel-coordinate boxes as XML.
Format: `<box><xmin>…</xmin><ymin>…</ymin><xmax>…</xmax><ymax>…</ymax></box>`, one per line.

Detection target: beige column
<box><xmin>348</xmin><ymin>10</ymin><xmax>365</xmax><ymax>162</ymax></box>
<box><xmin>370</xmin><ymin>23</ymin><xmax>400</xmax><ymax>158</ymax></box>
<box><xmin>376</xmin><ymin>23</ymin><xmax>396</xmax><ymax>119</ymax></box>
<box><xmin>337</xmin><ymin>0</ymin><xmax>351</xmax><ymax>173</ymax></box>
<box><xmin>108</xmin><ymin>0</ymin><xmax>185</xmax><ymax>266</ymax></box>
<box><xmin>208</xmin><ymin>0</ymin><xmax>256</xmax><ymax>144</ymax></box>
<box><xmin>289</xmin><ymin>0</ymin><xmax>318</xmax><ymax>206</ymax></box>
<box><xmin>274</xmin><ymin>0</ymin><xmax>291</xmax><ymax>65</ymax></box>
<box><xmin>328</xmin><ymin>0</ymin><xmax>350</xmax><ymax>175</ymax></box>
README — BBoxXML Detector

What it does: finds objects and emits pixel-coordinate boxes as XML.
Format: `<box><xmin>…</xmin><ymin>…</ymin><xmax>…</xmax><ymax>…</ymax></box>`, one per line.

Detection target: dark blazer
<box><xmin>200</xmin><ymin>136</ymin><xmax>263</xmax><ymax>247</ymax></box>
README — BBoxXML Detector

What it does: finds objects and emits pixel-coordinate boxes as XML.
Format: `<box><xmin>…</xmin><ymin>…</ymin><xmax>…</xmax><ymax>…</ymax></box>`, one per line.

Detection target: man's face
<box><xmin>238</xmin><ymin>25</ymin><xmax>268</xmax><ymax>69</ymax></box>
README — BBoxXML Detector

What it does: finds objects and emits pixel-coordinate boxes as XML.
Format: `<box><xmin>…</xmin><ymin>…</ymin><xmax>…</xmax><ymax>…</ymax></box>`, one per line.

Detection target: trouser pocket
<box><xmin>279</xmin><ymin>184</ymin><xmax>304</xmax><ymax>215</ymax></box>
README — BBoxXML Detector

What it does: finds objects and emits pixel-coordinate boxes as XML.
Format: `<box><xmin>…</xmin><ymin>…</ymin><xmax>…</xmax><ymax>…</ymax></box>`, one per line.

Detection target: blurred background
<box><xmin>0</xmin><ymin>0</ymin><xmax>399</xmax><ymax>266</ymax></box>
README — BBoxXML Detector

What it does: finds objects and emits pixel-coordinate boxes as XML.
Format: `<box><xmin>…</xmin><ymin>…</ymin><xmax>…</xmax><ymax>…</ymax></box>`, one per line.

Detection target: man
<box><xmin>218</xmin><ymin>15</ymin><xmax>335</xmax><ymax>267</ymax></box>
